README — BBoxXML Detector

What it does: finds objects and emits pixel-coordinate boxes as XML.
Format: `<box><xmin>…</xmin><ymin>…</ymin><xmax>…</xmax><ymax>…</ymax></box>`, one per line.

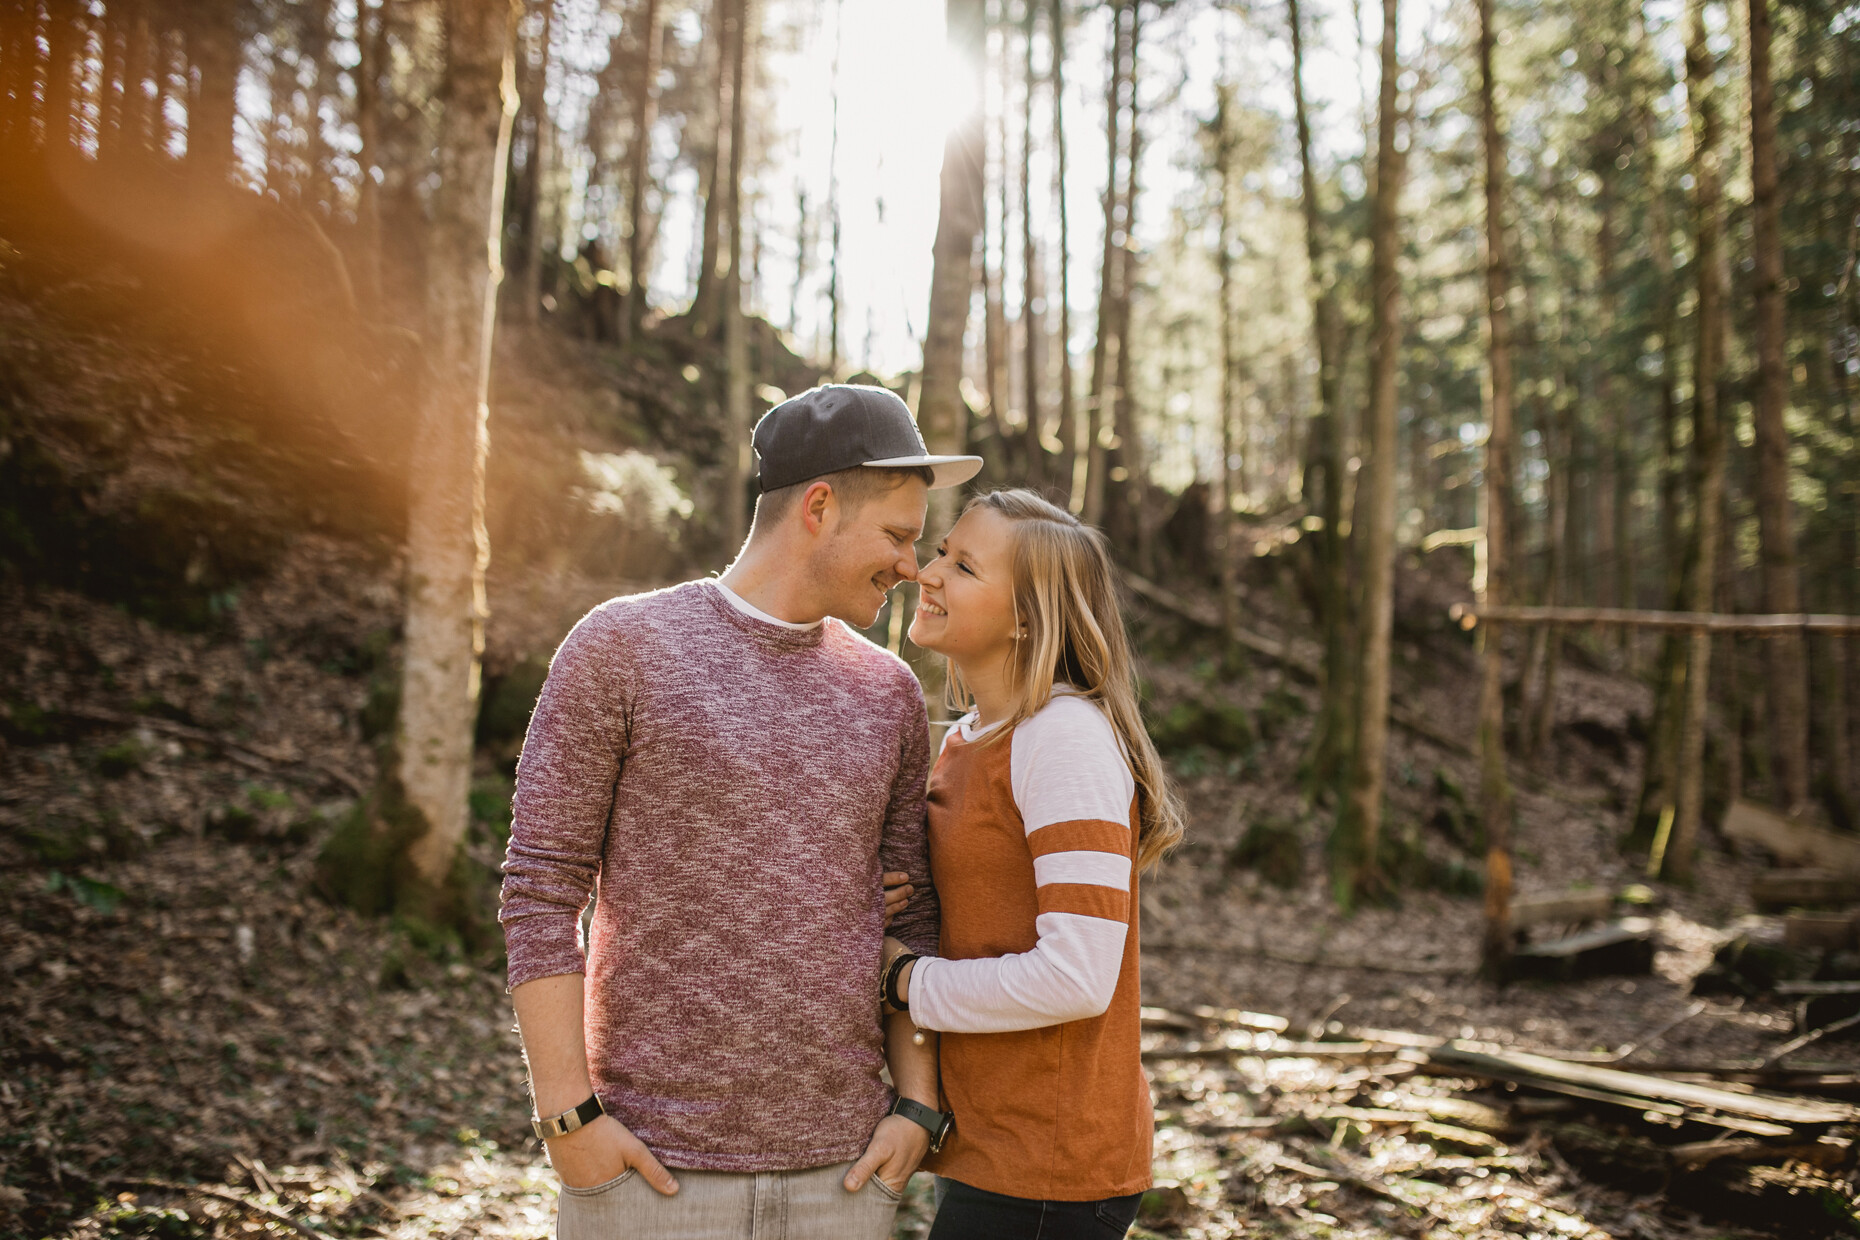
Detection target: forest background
<box><xmin>2</xmin><ymin>0</ymin><xmax>1859</xmax><ymax>1236</ymax></box>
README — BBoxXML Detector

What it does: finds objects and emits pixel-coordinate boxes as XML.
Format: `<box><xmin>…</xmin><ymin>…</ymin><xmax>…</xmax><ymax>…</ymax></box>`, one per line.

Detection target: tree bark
<box><xmin>40</xmin><ymin>0</ymin><xmax>82</xmax><ymax>156</ymax></box>
<box><xmin>721</xmin><ymin>0</ymin><xmax>752</xmax><ymax>549</ymax></box>
<box><xmin>1213</xmin><ymin>78</ymin><xmax>1239</xmax><ymax>633</ymax></box>
<box><xmin>918</xmin><ymin>0</ymin><xmax>986</xmax><ymax>530</ymax></box>
<box><xmin>396</xmin><ymin>0</ymin><xmax>520</xmax><ymax>903</ymax></box>
<box><xmin>690</xmin><ymin>0</ymin><xmax>729</xmax><ymax>337</ymax></box>
<box><xmin>1666</xmin><ymin>0</ymin><xmax>1727</xmax><ymax>886</ymax></box>
<box><xmin>354</xmin><ymin>0</ymin><xmax>389</xmax><ymax>310</ymax></box>
<box><xmin>623</xmin><ymin>0</ymin><xmax>662</xmax><ymax>341</ymax></box>
<box><xmin>1081</xmin><ymin>0</ymin><xmax>1127</xmax><ymax>525</ymax></box>
<box><xmin>983</xmin><ymin>3</ymin><xmax>1008</xmax><ymax>449</ymax></box>
<box><xmin>512</xmin><ymin>0</ymin><xmax>554</xmax><ymax>324</ymax></box>
<box><xmin>1018</xmin><ymin>2</ymin><xmax>1046</xmax><ymax>491</ymax></box>
<box><xmin>1106</xmin><ymin>0</ymin><xmax>1146</xmax><ymax>565</ymax></box>
<box><xmin>825</xmin><ymin>0</ymin><xmax>844</xmax><ymax>374</ymax></box>
<box><xmin>1476</xmin><ymin>0</ymin><xmax>1516</xmax><ymax>978</ymax></box>
<box><xmin>1747</xmin><ymin>0</ymin><xmax>1809</xmax><ymax>813</ymax></box>
<box><xmin>96</xmin><ymin>0</ymin><xmax>132</xmax><ymax>163</ymax></box>
<box><xmin>1289</xmin><ymin>0</ymin><xmax>1351</xmax><ymax>795</ymax></box>
<box><xmin>185</xmin><ymin>0</ymin><xmax>240</xmax><ymax>185</ymax></box>
<box><xmin>1050</xmin><ymin>0</ymin><xmax>1076</xmax><ymax>506</ymax></box>
<box><xmin>1340</xmin><ymin>0</ymin><xmax>1404</xmax><ymax>906</ymax></box>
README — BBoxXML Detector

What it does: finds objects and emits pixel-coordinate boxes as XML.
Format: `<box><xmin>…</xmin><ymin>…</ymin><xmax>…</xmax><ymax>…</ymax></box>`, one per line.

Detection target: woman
<box><xmin>881</xmin><ymin>489</ymin><xmax>1184</xmax><ymax>1239</ymax></box>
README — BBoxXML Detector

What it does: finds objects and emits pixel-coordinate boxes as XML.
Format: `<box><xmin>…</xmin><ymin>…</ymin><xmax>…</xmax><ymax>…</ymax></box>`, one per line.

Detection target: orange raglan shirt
<box><xmin>912</xmin><ymin>693</ymin><xmax>1153</xmax><ymax>1201</ymax></box>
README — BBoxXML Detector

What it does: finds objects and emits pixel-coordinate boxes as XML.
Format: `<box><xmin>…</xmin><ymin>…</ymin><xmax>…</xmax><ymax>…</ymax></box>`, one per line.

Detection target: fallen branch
<box><xmin>1144</xmin><ymin>940</ymin><xmax>1470</xmax><ymax>976</ymax></box>
<box><xmin>1761</xmin><ymin>1009</ymin><xmax>1860</xmax><ymax>1070</ymax></box>
<box><xmin>1123</xmin><ymin>573</ymin><xmax>1473</xmax><ymax>756</ymax></box>
<box><xmin>1449</xmin><ymin>602</ymin><xmax>1860</xmax><ymax>635</ymax></box>
<box><xmin>64</xmin><ymin>706</ymin><xmax>366</xmax><ymax>797</ymax></box>
<box><xmin>110</xmin><ymin>1178</ymin><xmax>332</xmax><ymax>1240</ymax></box>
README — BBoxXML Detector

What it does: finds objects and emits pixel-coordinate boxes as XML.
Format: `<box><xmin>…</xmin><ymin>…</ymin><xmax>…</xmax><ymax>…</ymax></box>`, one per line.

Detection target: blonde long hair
<box><xmin>943</xmin><ymin>489</ymin><xmax>1185</xmax><ymax>871</ymax></box>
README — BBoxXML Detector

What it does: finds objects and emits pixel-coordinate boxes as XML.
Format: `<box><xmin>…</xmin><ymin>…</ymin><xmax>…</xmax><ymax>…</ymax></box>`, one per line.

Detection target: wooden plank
<box><xmin>1429</xmin><ymin>1043</ymin><xmax>1860</xmax><ymax>1127</ymax></box>
<box><xmin>1509</xmin><ymin>890</ymin><xmax>1613</xmax><ymax>932</ymax></box>
<box><xmin>1752</xmin><ymin>868</ymin><xmax>1860</xmax><ymax>910</ymax></box>
<box><xmin>1721</xmin><ymin>800</ymin><xmax>1860</xmax><ymax>875</ymax></box>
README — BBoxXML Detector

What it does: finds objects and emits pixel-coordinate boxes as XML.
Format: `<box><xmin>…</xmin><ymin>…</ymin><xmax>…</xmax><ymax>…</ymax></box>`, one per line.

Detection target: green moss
<box><xmin>1148</xmin><ymin>695</ymin><xmax>1255</xmax><ymax>756</ymax></box>
<box><xmin>95</xmin><ymin>737</ymin><xmax>147</xmax><ymax>777</ymax></box>
<box><xmin>1228</xmin><ymin>817</ymin><xmax>1304</xmax><ymax>888</ymax></box>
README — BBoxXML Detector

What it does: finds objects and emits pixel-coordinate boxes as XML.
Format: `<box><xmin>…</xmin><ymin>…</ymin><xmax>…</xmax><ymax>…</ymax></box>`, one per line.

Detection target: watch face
<box><xmin>932</xmin><ymin>1115</ymin><xmax>954</xmax><ymax>1153</ymax></box>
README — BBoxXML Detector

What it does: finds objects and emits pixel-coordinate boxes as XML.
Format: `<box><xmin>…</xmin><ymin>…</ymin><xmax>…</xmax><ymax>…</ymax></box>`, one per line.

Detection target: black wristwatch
<box><xmin>532</xmin><ymin>1093</ymin><xmax>605</xmax><ymax>1140</ymax></box>
<box><xmin>889</xmin><ymin>1096</ymin><xmax>954</xmax><ymax>1153</ymax></box>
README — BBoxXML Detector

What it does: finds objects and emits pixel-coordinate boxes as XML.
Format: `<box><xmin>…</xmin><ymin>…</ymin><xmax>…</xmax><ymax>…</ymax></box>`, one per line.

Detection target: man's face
<box><xmin>814</xmin><ymin>477</ymin><xmax>929</xmax><ymax>628</ymax></box>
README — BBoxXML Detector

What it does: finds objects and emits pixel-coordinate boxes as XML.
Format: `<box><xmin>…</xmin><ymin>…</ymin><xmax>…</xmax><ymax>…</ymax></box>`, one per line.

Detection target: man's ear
<box><xmin>799</xmin><ymin>480</ymin><xmax>836</xmax><ymax>536</ymax></box>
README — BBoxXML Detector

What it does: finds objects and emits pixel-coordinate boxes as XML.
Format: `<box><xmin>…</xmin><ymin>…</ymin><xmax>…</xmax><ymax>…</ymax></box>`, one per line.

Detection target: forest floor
<box><xmin>5</xmin><ymin>529</ymin><xmax>1854</xmax><ymax>1240</ymax></box>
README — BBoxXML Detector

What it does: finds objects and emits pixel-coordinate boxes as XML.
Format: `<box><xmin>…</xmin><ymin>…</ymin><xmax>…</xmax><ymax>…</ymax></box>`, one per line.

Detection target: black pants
<box><xmin>927</xmin><ymin>1177</ymin><xmax>1142</xmax><ymax>1240</ymax></box>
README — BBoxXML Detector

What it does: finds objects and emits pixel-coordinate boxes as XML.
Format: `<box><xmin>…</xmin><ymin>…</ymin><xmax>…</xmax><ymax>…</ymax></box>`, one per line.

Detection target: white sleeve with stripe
<box><xmin>908</xmin><ymin>694</ymin><xmax>1136</xmax><ymax>1034</ymax></box>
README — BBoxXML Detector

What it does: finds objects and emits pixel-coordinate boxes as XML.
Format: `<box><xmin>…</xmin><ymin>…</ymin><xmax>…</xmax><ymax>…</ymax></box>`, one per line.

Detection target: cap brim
<box><xmin>862</xmin><ymin>454</ymin><xmax>985</xmax><ymax>490</ymax></box>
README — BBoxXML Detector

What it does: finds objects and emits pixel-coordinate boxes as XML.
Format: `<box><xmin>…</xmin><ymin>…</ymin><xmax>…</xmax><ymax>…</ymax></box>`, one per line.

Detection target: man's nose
<box><xmin>895</xmin><ymin>551</ymin><xmax>921</xmax><ymax>582</ymax></box>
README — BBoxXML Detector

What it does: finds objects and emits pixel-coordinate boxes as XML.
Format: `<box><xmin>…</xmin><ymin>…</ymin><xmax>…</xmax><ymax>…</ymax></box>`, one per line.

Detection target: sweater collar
<box><xmin>701</xmin><ymin>580</ymin><xmax>831</xmax><ymax>651</ymax></box>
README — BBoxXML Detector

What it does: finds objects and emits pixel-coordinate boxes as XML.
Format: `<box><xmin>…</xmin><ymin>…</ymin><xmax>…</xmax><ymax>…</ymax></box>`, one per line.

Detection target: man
<box><xmin>500</xmin><ymin>385</ymin><xmax>981</xmax><ymax>1238</ymax></box>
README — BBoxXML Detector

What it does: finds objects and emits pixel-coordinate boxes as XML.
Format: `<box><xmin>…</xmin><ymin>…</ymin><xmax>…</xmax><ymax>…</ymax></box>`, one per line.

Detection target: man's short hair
<box><xmin>750</xmin><ymin>465</ymin><xmax>936</xmax><ymax>538</ymax></box>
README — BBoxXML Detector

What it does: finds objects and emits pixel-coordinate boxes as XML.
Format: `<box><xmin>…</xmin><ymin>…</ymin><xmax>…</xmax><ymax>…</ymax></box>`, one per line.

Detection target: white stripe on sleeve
<box><xmin>1031</xmin><ymin>849</ymin><xmax>1131</xmax><ymax>891</ymax></box>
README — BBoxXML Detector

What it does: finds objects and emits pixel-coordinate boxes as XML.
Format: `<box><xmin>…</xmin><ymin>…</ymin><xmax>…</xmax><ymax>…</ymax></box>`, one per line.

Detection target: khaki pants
<box><xmin>555</xmin><ymin>1160</ymin><xmax>903</xmax><ymax>1240</ymax></box>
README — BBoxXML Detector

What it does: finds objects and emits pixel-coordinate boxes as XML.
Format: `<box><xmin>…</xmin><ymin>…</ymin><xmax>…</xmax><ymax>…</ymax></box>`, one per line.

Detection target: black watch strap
<box><xmin>532</xmin><ymin>1093</ymin><xmax>604</xmax><ymax>1140</ymax></box>
<box><xmin>889</xmin><ymin>1096</ymin><xmax>953</xmax><ymax>1153</ymax></box>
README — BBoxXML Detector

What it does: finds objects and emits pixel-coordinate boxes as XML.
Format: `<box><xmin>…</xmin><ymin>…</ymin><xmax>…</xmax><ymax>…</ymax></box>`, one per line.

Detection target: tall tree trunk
<box><xmin>1666</xmin><ymin>0</ymin><xmax>1727</xmax><ymax>885</ymax></box>
<box><xmin>513</xmin><ymin>0</ymin><xmax>553</xmax><ymax>323</ymax></box>
<box><xmin>1747</xmin><ymin>0</ymin><xmax>1809</xmax><ymax>813</ymax></box>
<box><xmin>1476</xmin><ymin>0</ymin><xmax>1516</xmax><ymax>977</ymax></box>
<box><xmin>355</xmin><ymin>0</ymin><xmax>389</xmax><ymax>310</ymax></box>
<box><xmin>40</xmin><ymin>0</ymin><xmax>82</xmax><ymax>155</ymax></box>
<box><xmin>396</xmin><ymin>0</ymin><xmax>520</xmax><ymax>904</ymax></box>
<box><xmin>97</xmin><ymin>0</ymin><xmax>132</xmax><ymax>163</ymax></box>
<box><xmin>1632</xmin><ymin>9</ymin><xmax>1688</xmax><ymax>849</ymax></box>
<box><xmin>1340</xmin><ymin>0</ymin><xmax>1404</xmax><ymax>906</ymax></box>
<box><xmin>623</xmin><ymin>0</ymin><xmax>662</xmax><ymax>342</ymax></box>
<box><xmin>721</xmin><ymin>0</ymin><xmax>752</xmax><ymax>549</ymax></box>
<box><xmin>690</xmin><ymin>0</ymin><xmax>729</xmax><ymax>337</ymax></box>
<box><xmin>1290</xmin><ymin>0</ymin><xmax>1351</xmax><ymax>796</ymax></box>
<box><xmin>1019</xmin><ymin>1</ymin><xmax>1049</xmax><ymax>494</ymax></box>
<box><xmin>1</xmin><ymin>1</ymin><xmax>35</xmax><ymax>154</ymax></box>
<box><xmin>1081</xmin><ymin>0</ymin><xmax>1127</xmax><ymax>525</ymax></box>
<box><xmin>983</xmin><ymin>5</ymin><xmax>1008</xmax><ymax>449</ymax></box>
<box><xmin>186</xmin><ymin>1</ymin><xmax>239</xmax><ymax>185</ymax></box>
<box><xmin>918</xmin><ymin>0</ymin><xmax>986</xmax><ymax>532</ymax></box>
<box><xmin>1106</xmin><ymin>0</ymin><xmax>1146</xmax><ymax>565</ymax></box>
<box><xmin>1050</xmin><ymin>0</ymin><xmax>1076</xmax><ymax>506</ymax></box>
<box><xmin>1018</xmin><ymin>1</ymin><xmax>1045</xmax><ymax>490</ymax></box>
<box><xmin>825</xmin><ymin>0</ymin><xmax>844</xmax><ymax>374</ymax></box>
<box><xmin>301</xmin><ymin>0</ymin><xmax>335</xmax><ymax>207</ymax></box>
<box><xmin>1214</xmin><ymin>79</ymin><xmax>1239</xmax><ymax>633</ymax></box>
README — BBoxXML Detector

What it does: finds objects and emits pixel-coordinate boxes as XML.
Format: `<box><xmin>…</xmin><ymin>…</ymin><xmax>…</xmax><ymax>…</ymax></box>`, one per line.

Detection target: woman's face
<box><xmin>909</xmin><ymin>506</ymin><xmax>1021</xmax><ymax>668</ymax></box>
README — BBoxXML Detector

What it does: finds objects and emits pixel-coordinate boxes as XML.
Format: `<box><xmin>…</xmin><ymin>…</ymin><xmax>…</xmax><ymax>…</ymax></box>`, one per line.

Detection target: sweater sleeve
<box><xmin>878</xmin><ymin>668</ymin><xmax>940</xmax><ymax>957</ymax></box>
<box><xmin>908</xmin><ymin>695</ymin><xmax>1135</xmax><ymax>1033</ymax></box>
<box><xmin>498</xmin><ymin>605</ymin><xmax>632</xmax><ymax>991</ymax></box>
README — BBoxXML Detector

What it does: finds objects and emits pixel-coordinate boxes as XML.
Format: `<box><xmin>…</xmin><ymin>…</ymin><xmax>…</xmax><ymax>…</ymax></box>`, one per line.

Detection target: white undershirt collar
<box><xmin>711</xmin><ymin>579</ymin><xmax>824</xmax><ymax>631</ymax></box>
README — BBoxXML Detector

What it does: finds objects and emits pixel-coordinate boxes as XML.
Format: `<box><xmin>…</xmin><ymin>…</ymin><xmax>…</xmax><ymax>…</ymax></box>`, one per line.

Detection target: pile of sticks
<box><xmin>1140</xmin><ymin>1005</ymin><xmax>1860</xmax><ymax>1235</ymax></box>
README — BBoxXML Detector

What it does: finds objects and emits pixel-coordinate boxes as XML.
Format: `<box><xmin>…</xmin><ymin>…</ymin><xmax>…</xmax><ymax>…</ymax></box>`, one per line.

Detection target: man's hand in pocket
<box><xmin>548</xmin><ymin>1114</ymin><xmax>679</xmax><ymax>1196</ymax></box>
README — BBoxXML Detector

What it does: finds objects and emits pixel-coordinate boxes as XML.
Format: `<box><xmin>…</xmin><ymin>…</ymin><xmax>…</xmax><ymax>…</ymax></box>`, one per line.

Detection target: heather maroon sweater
<box><xmin>499</xmin><ymin>580</ymin><xmax>939</xmax><ymax>1171</ymax></box>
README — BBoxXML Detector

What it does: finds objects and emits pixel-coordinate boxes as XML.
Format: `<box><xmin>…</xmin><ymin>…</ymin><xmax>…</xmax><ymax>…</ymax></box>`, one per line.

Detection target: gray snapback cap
<box><xmin>751</xmin><ymin>384</ymin><xmax>983</xmax><ymax>492</ymax></box>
